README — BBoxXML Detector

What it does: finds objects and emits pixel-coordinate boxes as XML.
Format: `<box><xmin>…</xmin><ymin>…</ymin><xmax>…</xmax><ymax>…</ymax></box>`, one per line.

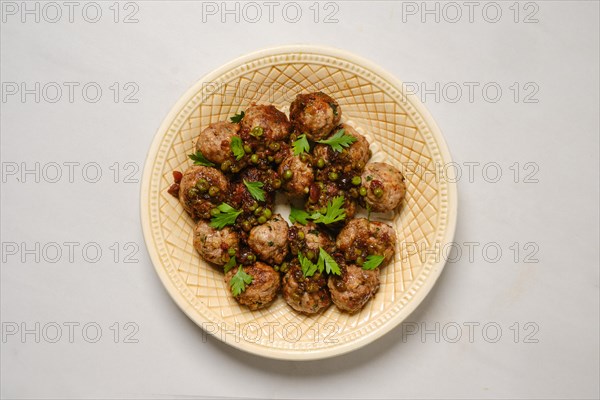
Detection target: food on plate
<box><xmin>328</xmin><ymin>264</ymin><xmax>380</xmax><ymax>313</ymax></box>
<box><xmin>360</xmin><ymin>162</ymin><xmax>406</xmax><ymax>212</ymax></box>
<box><xmin>169</xmin><ymin>92</ymin><xmax>406</xmax><ymax>314</ymax></box>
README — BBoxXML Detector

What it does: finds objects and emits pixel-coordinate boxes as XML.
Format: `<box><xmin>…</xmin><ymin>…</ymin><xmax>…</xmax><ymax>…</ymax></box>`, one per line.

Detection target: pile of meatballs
<box><xmin>168</xmin><ymin>92</ymin><xmax>406</xmax><ymax>314</ymax></box>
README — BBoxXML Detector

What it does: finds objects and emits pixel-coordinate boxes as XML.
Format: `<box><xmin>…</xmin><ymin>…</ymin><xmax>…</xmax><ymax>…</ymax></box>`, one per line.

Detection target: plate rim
<box><xmin>140</xmin><ymin>44</ymin><xmax>458</xmax><ymax>361</ymax></box>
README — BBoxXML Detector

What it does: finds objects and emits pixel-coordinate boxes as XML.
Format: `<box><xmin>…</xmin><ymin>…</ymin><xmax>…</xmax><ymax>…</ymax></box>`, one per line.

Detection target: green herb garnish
<box><xmin>188</xmin><ymin>151</ymin><xmax>215</xmax><ymax>167</ymax></box>
<box><xmin>229</xmin><ymin>266</ymin><xmax>253</xmax><ymax>296</ymax></box>
<box><xmin>310</xmin><ymin>195</ymin><xmax>346</xmax><ymax>225</ymax></box>
<box><xmin>292</xmin><ymin>134</ymin><xmax>310</xmax><ymax>155</ymax></box>
<box><xmin>210</xmin><ymin>203</ymin><xmax>242</xmax><ymax>229</ymax></box>
<box><xmin>289</xmin><ymin>206</ymin><xmax>312</xmax><ymax>225</ymax></box>
<box><xmin>362</xmin><ymin>254</ymin><xmax>384</xmax><ymax>270</ymax></box>
<box><xmin>316</xmin><ymin>129</ymin><xmax>356</xmax><ymax>152</ymax></box>
<box><xmin>243</xmin><ymin>180</ymin><xmax>266</xmax><ymax>202</ymax></box>
<box><xmin>230</xmin><ymin>111</ymin><xmax>245</xmax><ymax>123</ymax></box>
<box><xmin>230</xmin><ymin>136</ymin><xmax>245</xmax><ymax>160</ymax></box>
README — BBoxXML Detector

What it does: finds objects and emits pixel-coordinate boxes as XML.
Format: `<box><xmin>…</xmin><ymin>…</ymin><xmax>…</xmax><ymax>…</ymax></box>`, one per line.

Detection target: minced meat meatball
<box><xmin>195</xmin><ymin>121</ymin><xmax>240</xmax><ymax>165</ymax></box>
<box><xmin>288</xmin><ymin>222</ymin><xmax>334</xmax><ymax>258</ymax></box>
<box><xmin>240</xmin><ymin>104</ymin><xmax>291</xmax><ymax>142</ymax></box>
<box><xmin>328</xmin><ymin>264</ymin><xmax>380</xmax><ymax>313</ymax></box>
<box><xmin>336</xmin><ymin>218</ymin><xmax>397</xmax><ymax>267</ymax></box>
<box><xmin>225</xmin><ymin>262</ymin><xmax>280</xmax><ymax>310</ymax></box>
<box><xmin>278</xmin><ymin>152</ymin><xmax>314</xmax><ymax>197</ymax></box>
<box><xmin>193</xmin><ymin>220</ymin><xmax>239</xmax><ymax>265</ymax></box>
<box><xmin>282</xmin><ymin>260</ymin><xmax>331</xmax><ymax>314</ymax></box>
<box><xmin>247</xmin><ymin>214</ymin><xmax>289</xmax><ymax>265</ymax></box>
<box><xmin>313</xmin><ymin>124</ymin><xmax>371</xmax><ymax>175</ymax></box>
<box><xmin>305</xmin><ymin>181</ymin><xmax>357</xmax><ymax>221</ymax></box>
<box><xmin>361</xmin><ymin>162</ymin><xmax>406</xmax><ymax>212</ymax></box>
<box><xmin>289</xmin><ymin>92</ymin><xmax>341</xmax><ymax>141</ymax></box>
<box><xmin>179</xmin><ymin>165</ymin><xmax>229</xmax><ymax>220</ymax></box>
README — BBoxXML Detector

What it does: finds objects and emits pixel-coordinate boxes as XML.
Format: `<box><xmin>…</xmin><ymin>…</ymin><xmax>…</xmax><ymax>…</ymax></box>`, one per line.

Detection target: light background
<box><xmin>1</xmin><ymin>1</ymin><xmax>598</xmax><ymax>399</ymax></box>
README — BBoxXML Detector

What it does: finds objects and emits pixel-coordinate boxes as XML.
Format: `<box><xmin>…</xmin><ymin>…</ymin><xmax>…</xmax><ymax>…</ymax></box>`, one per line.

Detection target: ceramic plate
<box><xmin>141</xmin><ymin>45</ymin><xmax>457</xmax><ymax>360</ymax></box>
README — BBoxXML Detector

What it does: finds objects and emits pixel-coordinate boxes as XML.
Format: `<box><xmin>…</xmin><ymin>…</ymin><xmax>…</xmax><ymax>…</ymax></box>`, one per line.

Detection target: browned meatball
<box><xmin>282</xmin><ymin>260</ymin><xmax>331</xmax><ymax>314</ymax></box>
<box><xmin>328</xmin><ymin>264</ymin><xmax>380</xmax><ymax>313</ymax></box>
<box><xmin>195</xmin><ymin>121</ymin><xmax>240</xmax><ymax>165</ymax></box>
<box><xmin>193</xmin><ymin>219</ymin><xmax>238</xmax><ymax>266</ymax></box>
<box><xmin>361</xmin><ymin>162</ymin><xmax>406</xmax><ymax>212</ymax></box>
<box><xmin>240</xmin><ymin>104</ymin><xmax>291</xmax><ymax>142</ymax></box>
<box><xmin>288</xmin><ymin>222</ymin><xmax>334</xmax><ymax>258</ymax></box>
<box><xmin>179</xmin><ymin>165</ymin><xmax>229</xmax><ymax>220</ymax></box>
<box><xmin>305</xmin><ymin>181</ymin><xmax>357</xmax><ymax>221</ymax></box>
<box><xmin>336</xmin><ymin>218</ymin><xmax>397</xmax><ymax>266</ymax></box>
<box><xmin>313</xmin><ymin>124</ymin><xmax>371</xmax><ymax>175</ymax></box>
<box><xmin>278</xmin><ymin>152</ymin><xmax>314</xmax><ymax>197</ymax></box>
<box><xmin>225</xmin><ymin>262</ymin><xmax>280</xmax><ymax>310</ymax></box>
<box><xmin>247</xmin><ymin>214</ymin><xmax>289</xmax><ymax>265</ymax></box>
<box><xmin>290</xmin><ymin>92</ymin><xmax>341</xmax><ymax>141</ymax></box>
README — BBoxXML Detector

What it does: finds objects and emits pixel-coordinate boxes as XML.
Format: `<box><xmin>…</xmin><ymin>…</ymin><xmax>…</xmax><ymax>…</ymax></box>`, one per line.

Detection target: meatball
<box><xmin>288</xmin><ymin>222</ymin><xmax>334</xmax><ymax>258</ymax></box>
<box><xmin>282</xmin><ymin>260</ymin><xmax>331</xmax><ymax>314</ymax></box>
<box><xmin>247</xmin><ymin>214</ymin><xmax>289</xmax><ymax>265</ymax></box>
<box><xmin>195</xmin><ymin>121</ymin><xmax>240</xmax><ymax>165</ymax></box>
<box><xmin>278</xmin><ymin>152</ymin><xmax>314</xmax><ymax>197</ymax></box>
<box><xmin>328</xmin><ymin>264</ymin><xmax>380</xmax><ymax>313</ymax></box>
<box><xmin>193</xmin><ymin>220</ymin><xmax>239</xmax><ymax>266</ymax></box>
<box><xmin>305</xmin><ymin>181</ymin><xmax>357</xmax><ymax>221</ymax></box>
<box><xmin>225</xmin><ymin>262</ymin><xmax>280</xmax><ymax>310</ymax></box>
<box><xmin>361</xmin><ymin>162</ymin><xmax>406</xmax><ymax>212</ymax></box>
<box><xmin>336</xmin><ymin>218</ymin><xmax>397</xmax><ymax>266</ymax></box>
<box><xmin>240</xmin><ymin>104</ymin><xmax>291</xmax><ymax>142</ymax></box>
<box><xmin>290</xmin><ymin>92</ymin><xmax>341</xmax><ymax>141</ymax></box>
<box><xmin>179</xmin><ymin>165</ymin><xmax>229</xmax><ymax>220</ymax></box>
<box><xmin>313</xmin><ymin>124</ymin><xmax>371</xmax><ymax>175</ymax></box>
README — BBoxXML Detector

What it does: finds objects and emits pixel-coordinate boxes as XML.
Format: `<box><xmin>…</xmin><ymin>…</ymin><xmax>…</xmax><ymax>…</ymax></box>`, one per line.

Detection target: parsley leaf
<box><xmin>210</xmin><ymin>203</ymin><xmax>242</xmax><ymax>229</ymax></box>
<box><xmin>189</xmin><ymin>151</ymin><xmax>215</xmax><ymax>167</ymax></box>
<box><xmin>243</xmin><ymin>180</ymin><xmax>266</xmax><ymax>202</ymax></box>
<box><xmin>292</xmin><ymin>134</ymin><xmax>310</xmax><ymax>155</ymax></box>
<box><xmin>230</xmin><ymin>111</ymin><xmax>245</xmax><ymax>123</ymax></box>
<box><xmin>230</xmin><ymin>136</ymin><xmax>245</xmax><ymax>160</ymax></box>
<box><xmin>229</xmin><ymin>266</ymin><xmax>253</xmax><ymax>296</ymax></box>
<box><xmin>223</xmin><ymin>256</ymin><xmax>237</xmax><ymax>273</ymax></box>
<box><xmin>316</xmin><ymin>129</ymin><xmax>357</xmax><ymax>152</ymax></box>
<box><xmin>298</xmin><ymin>253</ymin><xmax>318</xmax><ymax>277</ymax></box>
<box><xmin>362</xmin><ymin>254</ymin><xmax>384</xmax><ymax>270</ymax></box>
<box><xmin>310</xmin><ymin>195</ymin><xmax>346</xmax><ymax>225</ymax></box>
<box><xmin>319</xmin><ymin>247</ymin><xmax>341</xmax><ymax>275</ymax></box>
<box><xmin>289</xmin><ymin>206</ymin><xmax>311</xmax><ymax>225</ymax></box>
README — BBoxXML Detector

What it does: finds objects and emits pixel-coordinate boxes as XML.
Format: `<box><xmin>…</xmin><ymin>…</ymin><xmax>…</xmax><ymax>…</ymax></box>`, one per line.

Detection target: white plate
<box><xmin>140</xmin><ymin>45</ymin><xmax>457</xmax><ymax>360</ymax></box>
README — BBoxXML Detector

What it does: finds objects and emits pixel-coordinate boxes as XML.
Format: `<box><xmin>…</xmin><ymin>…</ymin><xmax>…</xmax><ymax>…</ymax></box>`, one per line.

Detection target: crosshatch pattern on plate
<box><xmin>147</xmin><ymin>53</ymin><xmax>449</xmax><ymax>351</ymax></box>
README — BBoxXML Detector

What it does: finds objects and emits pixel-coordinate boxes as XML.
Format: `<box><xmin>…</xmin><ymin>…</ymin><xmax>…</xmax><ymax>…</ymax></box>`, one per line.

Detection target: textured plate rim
<box><xmin>140</xmin><ymin>44</ymin><xmax>458</xmax><ymax>361</ymax></box>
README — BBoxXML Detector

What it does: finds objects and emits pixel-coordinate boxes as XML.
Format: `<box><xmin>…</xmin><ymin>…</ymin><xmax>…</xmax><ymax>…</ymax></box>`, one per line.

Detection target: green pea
<box><xmin>243</xmin><ymin>144</ymin><xmax>252</xmax><ymax>154</ymax></box>
<box><xmin>208</xmin><ymin>186</ymin><xmax>220</xmax><ymax>197</ymax></box>
<box><xmin>254</xmin><ymin>206</ymin><xmax>263</xmax><ymax>216</ymax></box>
<box><xmin>269</xmin><ymin>142</ymin><xmax>280</xmax><ymax>151</ymax></box>
<box><xmin>359</xmin><ymin>187</ymin><xmax>367</xmax><ymax>196</ymax></box>
<box><xmin>258</xmin><ymin>216</ymin><xmax>267</xmax><ymax>224</ymax></box>
<box><xmin>306</xmin><ymin>250</ymin><xmax>315</xmax><ymax>261</ymax></box>
<box><xmin>210</xmin><ymin>207</ymin><xmax>221</xmax><ymax>216</ymax></box>
<box><xmin>374</xmin><ymin>188</ymin><xmax>384</xmax><ymax>198</ymax></box>
<box><xmin>228</xmin><ymin>247</ymin><xmax>236</xmax><ymax>256</ymax></box>
<box><xmin>352</xmin><ymin>176</ymin><xmax>362</xmax><ymax>186</ymax></box>
<box><xmin>196</xmin><ymin>182</ymin><xmax>209</xmax><ymax>192</ymax></box>
<box><xmin>242</xmin><ymin>221</ymin><xmax>252</xmax><ymax>232</ymax></box>
<box><xmin>300</xmin><ymin>153</ymin><xmax>308</xmax><ymax>163</ymax></box>
<box><xmin>248</xmin><ymin>201</ymin><xmax>258</xmax><ymax>211</ymax></box>
<box><xmin>247</xmin><ymin>254</ymin><xmax>256</xmax><ymax>262</ymax></box>
<box><xmin>317</xmin><ymin>158</ymin><xmax>325</xmax><ymax>169</ymax></box>
<box><xmin>283</xmin><ymin>170</ymin><xmax>293</xmax><ymax>180</ymax></box>
<box><xmin>267</xmin><ymin>156</ymin><xmax>274</xmax><ymax>162</ymax></box>
<box><xmin>250</xmin><ymin>154</ymin><xmax>259</xmax><ymax>164</ymax></box>
<box><xmin>220</xmin><ymin>160</ymin><xmax>231</xmax><ymax>172</ymax></box>
<box><xmin>298</xmin><ymin>231</ymin><xmax>305</xmax><ymax>240</ymax></box>
<box><xmin>328</xmin><ymin>172</ymin><xmax>339</xmax><ymax>181</ymax></box>
<box><xmin>250</xmin><ymin>126</ymin><xmax>263</xmax><ymax>137</ymax></box>
<box><xmin>274</xmin><ymin>265</ymin><xmax>280</xmax><ymax>272</ymax></box>
<box><xmin>356</xmin><ymin>256</ymin><xmax>364</xmax><ymax>266</ymax></box>
<box><xmin>280</xmin><ymin>262</ymin><xmax>288</xmax><ymax>273</ymax></box>
<box><xmin>262</xmin><ymin>208</ymin><xmax>272</xmax><ymax>219</ymax></box>
<box><xmin>188</xmin><ymin>188</ymin><xmax>199</xmax><ymax>197</ymax></box>
<box><xmin>273</xmin><ymin>179</ymin><xmax>282</xmax><ymax>189</ymax></box>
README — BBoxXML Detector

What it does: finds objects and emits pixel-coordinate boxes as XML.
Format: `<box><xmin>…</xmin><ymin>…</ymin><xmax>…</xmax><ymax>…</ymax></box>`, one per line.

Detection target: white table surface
<box><xmin>1</xmin><ymin>1</ymin><xmax>598</xmax><ymax>399</ymax></box>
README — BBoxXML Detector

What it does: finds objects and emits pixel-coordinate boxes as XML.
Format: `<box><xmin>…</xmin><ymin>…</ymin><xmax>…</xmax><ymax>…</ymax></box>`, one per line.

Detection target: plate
<box><xmin>140</xmin><ymin>45</ymin><xmax>457</xmax><ymax>360</ymax></box>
